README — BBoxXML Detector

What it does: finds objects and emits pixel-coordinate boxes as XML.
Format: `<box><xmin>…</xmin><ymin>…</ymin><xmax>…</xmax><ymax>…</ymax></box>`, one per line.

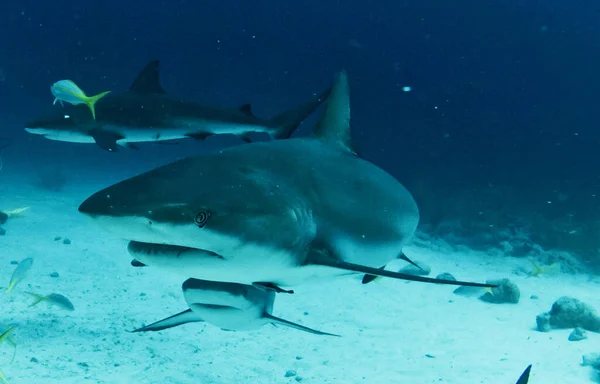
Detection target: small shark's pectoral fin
<box><xmin>363</xmin><ymin>252</ymin><xmax>424</xmax><ymax>284</ymax></box>
<box><xmin>252</xmin><ymin>282</ymin><xmax>294</xmax><ymax>294</ymax></box>
<box><xmin>310</xmin><ymin>251</ymin><xmax>497</xmax><ymax>288</ymax></box>
<box><xmin>129</xmin><ymin>60</ymin><xmax>167</xmax><ymax>94</ymax></box>
<box><xmin>238</xmin><ymin>104</ymin><xmax>254</xmax><ymax>117</ymax></box>
<box><xmin>397</xmin><ymin>252</ymin><xmax>423</xmax><ymax>270</ymax></box>
<box><xmin>131</xmin><ymin>259</ymin><xmax>146</xmax><ymax>267</ymax></box>
<box><xmin>361</xmin><ymin>266</ymin><xmax>385</xmax><ymax>284</ymax></box>
<box><xmin>264</xmin><ymin>314</ymin><xmax>340</xmax><ymax>337</ymax></box>
<box><xmin>130</xmin><ymin>309</ymin><xmax>203</xmax><ymax>333</ymax></box>
<box><xmin>90</xmin><ymin>129</ymin><xmax>125</xmax><ymax>152</ymax></box>
<box><xmin>516</xmin><ymin>364</ymin><xmax>532</xmax><ymax>384</ymax></box>
<box><xmin>185</xmin><ymin>132</ymin><xmax>213</xmax><ymax>141</ymax></box>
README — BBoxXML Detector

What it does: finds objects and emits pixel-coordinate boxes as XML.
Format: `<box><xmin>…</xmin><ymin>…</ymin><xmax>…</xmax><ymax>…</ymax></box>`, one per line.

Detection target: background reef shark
<box><xmin>78</xmin><ymin>71</ymin><xmax>496</xmax><ymax>294</ymax></box>
<box><xmin>25</xmin><ymin>60</ymin><xmax>330</xmax><ymax>152</ymax></box>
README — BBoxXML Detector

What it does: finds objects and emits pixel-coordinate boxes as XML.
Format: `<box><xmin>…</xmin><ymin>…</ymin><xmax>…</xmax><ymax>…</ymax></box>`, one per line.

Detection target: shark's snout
<box><xmin>78</xmin><ymin>190</ymin><xmax>114</xmax><ymax>217</ymax></box>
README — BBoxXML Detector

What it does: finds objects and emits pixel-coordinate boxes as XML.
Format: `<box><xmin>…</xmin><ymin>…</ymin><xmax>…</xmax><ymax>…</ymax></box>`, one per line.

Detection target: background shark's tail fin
<box><xmin>84</xmin><ymin>91</ymin><xmax>111</xmax><ymax>120</ymax></box>
<box><xmin>268</xmin><ymin>87</ymin><xmax>332</xmax><ymax>140</ymax></box>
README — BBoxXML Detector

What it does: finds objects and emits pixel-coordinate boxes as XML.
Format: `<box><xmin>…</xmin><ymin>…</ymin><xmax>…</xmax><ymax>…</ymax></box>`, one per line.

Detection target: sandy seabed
<box><xmin>1</xmin><ymin>171</ymin><xmax>599</xmax><ymax>384</ymax></box>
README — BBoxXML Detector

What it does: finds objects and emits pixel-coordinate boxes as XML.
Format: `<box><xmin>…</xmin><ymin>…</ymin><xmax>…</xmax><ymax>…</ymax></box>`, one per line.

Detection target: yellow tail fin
<box><xmin>84</xmin><ymin>90</ymin><xmax>111</xmax><ymax>120</ymax></box>
<box><xmin>25</xmin><ymin>292</ymin><xmax>45</xmax><ymax>307</ymax></box>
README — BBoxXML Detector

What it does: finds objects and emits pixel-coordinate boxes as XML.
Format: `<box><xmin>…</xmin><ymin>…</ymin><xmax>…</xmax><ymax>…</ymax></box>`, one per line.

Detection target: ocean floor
<box><xmin>1</xmin><ymin>170</ymin><xmax>599</xmax><ymax>384</ymax></box>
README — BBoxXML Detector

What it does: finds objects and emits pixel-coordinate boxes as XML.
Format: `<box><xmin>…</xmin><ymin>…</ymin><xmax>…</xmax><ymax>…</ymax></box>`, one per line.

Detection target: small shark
<box><xmin>25</xmin><ymin>60</ymin><xmax>330</xmax><ymax>152</ymax></box>
<box><xmin>132</xmin><ymin>277</ymin><xmax>338</xmax><ymax>336</ymax></box>
<box><xmin>78</xmin><ymin>71</ymin><xmax>496</xmax><ymax>291</ymax></box>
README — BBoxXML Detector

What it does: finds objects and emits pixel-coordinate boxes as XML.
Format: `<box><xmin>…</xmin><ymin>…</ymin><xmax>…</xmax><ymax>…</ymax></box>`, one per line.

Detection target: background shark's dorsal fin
<box><xmin>238</xmin><ymin>103</ymin><xmax>254</xmax><ymax>117</ymax></box>
<box><xmin>130</xmin><ymin>60</ymin><xmax>167</xmax><ymax>94</ymax></box>
<box><xmin>312</xmin><ymin>71</ymin><xmax>355</xmax><ymax>154</ymax></box>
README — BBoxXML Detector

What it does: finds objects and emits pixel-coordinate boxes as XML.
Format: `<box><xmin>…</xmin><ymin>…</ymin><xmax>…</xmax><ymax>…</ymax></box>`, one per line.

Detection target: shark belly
<box><xmin>24</xmin><ymin>128</ymin><xmax>96</xmax><ymax>144</ymax></box>
<box><xmin>127</xmin><ymin>240</ymin><xmax>348</xmax><ymax>287</ymax></box>
<box><xmin>101</xmin><ymin>125</ymin><xmax>189</xmax><ymax>144</ymax></box>
<box><xmin>188</xmin><ymin>303</ymin><xmax>266</xmax><ymax>331</ymax></box>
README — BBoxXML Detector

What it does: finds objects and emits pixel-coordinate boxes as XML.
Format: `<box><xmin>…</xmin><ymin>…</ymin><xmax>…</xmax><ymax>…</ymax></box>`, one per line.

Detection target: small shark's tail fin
<box><xmin>84</xmin><ymin>91</ymin><xmax>111</xmax><ymax>120</ymax></box>
<box><xmin>267</xmin><ymin>87</ymin><xmax>332</xmax><ymax>140</ymax></box>
<box><xmin>265</xmin><ymin>314</ymin><xmax>340</xmax><ymax>337</ymax></box>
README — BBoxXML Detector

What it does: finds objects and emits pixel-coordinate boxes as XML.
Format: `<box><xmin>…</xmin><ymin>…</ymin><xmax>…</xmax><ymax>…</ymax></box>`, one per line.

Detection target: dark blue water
<box><xmin>2</xmin><ymin>0</ymin><xmax>599</xmax><ymax>265</ymax></box>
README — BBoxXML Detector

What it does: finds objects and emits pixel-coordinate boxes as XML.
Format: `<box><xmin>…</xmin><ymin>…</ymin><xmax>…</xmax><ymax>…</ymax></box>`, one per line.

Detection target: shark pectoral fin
<box><xmin>90</xmin><ymin>129</ymin><xmax>125</xmax><ymax>152</ymax></box>
<box><xmin>397</xmin><ymin>252</ymin><xmax>423</xmax><ymax>270</ymax></box>
<box><xmin>185</xmin><ymin>132</ymin><xmax>213</xmax><ymax>141</ymax></box>
<box><xmin>264</xmin><ymin>314</ymin><xmax>340</xmax><ymax>337</ymax></box>
<box><xmin>83</xmin><ymin>91</ymin><xmax>111</xmax><ymax>120</ymax></box>
<box><xmin>310</xmin><ymin>254</ymin><xmax>497</xmax><ymax>288</ymax></box>
<box><xmin>362</xmin><ymin>253</ymin><xmax>423</xmax><ymax>284</ymax></box>
<box><xmin>238</xmin><ymin>104</ymin><xmax>254</xmax><ymax>117</ymax></box>
<box><xmin>130</xmin><ymin>309</ymin><xmax>203</xmax><ymax>333</ymax></box>
<box><xmin>131</xmin><ymin>259</ymin><xmax>146</xmax><ymax>267</ymax></box>
<box><xmin>516</xmin><ymin>364</ymin><xmax>532</xmax><ymax>384</ymax></box>
<box><xmin>361</xmin><ymin>266</ymin><xmax>385</xmax><ymax>284</ymax></box>
<box><xmin>252</xmin><ymin>282</ymin><xmax>294</xmax><ymax>294</ymax></box>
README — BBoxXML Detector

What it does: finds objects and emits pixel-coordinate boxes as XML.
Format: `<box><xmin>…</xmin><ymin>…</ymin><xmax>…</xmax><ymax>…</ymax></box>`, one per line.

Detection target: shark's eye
<box><xmin>194</xmin><ymin>211</ymin><xmax>210</xmax><ymax>228</ymax></box>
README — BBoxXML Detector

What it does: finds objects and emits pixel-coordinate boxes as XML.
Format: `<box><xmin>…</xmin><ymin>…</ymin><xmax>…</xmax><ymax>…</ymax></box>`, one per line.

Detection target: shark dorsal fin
<box><xmin>130</xmin><ymin>60</ymin><xmax>167</xmax><ymax>94</ymax></box>
<box><xmin>312</xmin><ymin>71</ymin><xmax>355</xmax><ymax>154</ymax></box>
<box><xmin>239</xmin><ymin>103</ymin><xmax>254</xmax><ymax>117</ymax></box>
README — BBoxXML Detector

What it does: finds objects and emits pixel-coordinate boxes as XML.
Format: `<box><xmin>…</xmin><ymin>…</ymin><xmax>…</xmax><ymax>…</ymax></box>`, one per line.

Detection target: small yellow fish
<box><xmin>51</xmin><ymin>80</ymin><xmax>111</xmax><ymax>120</ymax></box>
<box><xmin>2</xmin><ymin>207</ymin><xmax>29</xmax><ymax>218</ymax></box>
<box><xmin>5</xmin><ymin>258</ymin><xmax>33</xmax><ymax>294</ymax></box>
<box><xmin>0</xmin><ymin>326</ymin><xmax>17</xmax><ymax>363</ymax></box>
<box><xmin>0</xmin><ymin>368</ymin><xmax>9</xmax><ymax>384</ymax></box>
<box><xmin>27</xmin><ymin>292</ymin><xmax>75</xmax><ymax>311</ymax></box>
<box><xmin>528</xmin><ymin>260</ymin><xmax>561</xmax><ymax>278</ymax></box>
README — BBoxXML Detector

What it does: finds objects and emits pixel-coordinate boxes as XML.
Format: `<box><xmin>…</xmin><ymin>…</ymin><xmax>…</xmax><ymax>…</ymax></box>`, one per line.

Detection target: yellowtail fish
<box><xmin>5</xmin><ymin>258</ymin><xmax>33</xmax><ymax>294</ymax></box>
<box><xmin>27</xmin><ymin>292</ymin><xmax>74</xmax><ymax>311</ymax></box>
<box><xmin>2</xmin><ymin>207</ymin><xmax>29</xmax><ymax>218</ymax></box>
<box><xmin>0</xmin><ymin>368</ymin><xmax>9</xmax><ymax>384</ymax></box>
<box><xmin>0</xmin><ymin>325</ymin><xmax>16</xmax><ymax>363</ymax></box>
<box><xmin>51</xmin><ymin>80</ymin><xmax>111</xmax><ymax>120</ymax></box>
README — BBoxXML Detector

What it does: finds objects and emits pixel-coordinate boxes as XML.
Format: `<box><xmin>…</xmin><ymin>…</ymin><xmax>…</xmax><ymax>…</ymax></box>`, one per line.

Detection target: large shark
<box><xmin>25</xmin><ymin>60</ymin><xmax>330</xmax><ymax>152</ymax></box>
<box><xmin>78</xmin><ymin>71</ymin><xmax>495</xmax><ymax>291</ymax></box>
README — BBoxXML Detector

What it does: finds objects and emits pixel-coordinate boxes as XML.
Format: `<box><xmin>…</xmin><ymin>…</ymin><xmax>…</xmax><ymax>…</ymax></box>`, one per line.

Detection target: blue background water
<box><xmin>1</xmin><ymin>0</ymin><xmax>599</xmax><ymax>264</ymax></box>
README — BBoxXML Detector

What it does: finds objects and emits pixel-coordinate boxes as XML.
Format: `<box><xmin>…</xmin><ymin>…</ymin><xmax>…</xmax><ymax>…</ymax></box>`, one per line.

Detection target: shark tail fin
<box><xmin>267</xmin><ymin>87</ymin><xmax>332</xmax><ymax>140</ymax></box>
<box><xmin>264</xmin><ymin>314</ymin><xmax>340</xmax><ymax>337</ymax></box>
<box><xmin>83</xmin><ymin>91</ymin><xmax>111</xmax><ymax>120</ymax></box>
